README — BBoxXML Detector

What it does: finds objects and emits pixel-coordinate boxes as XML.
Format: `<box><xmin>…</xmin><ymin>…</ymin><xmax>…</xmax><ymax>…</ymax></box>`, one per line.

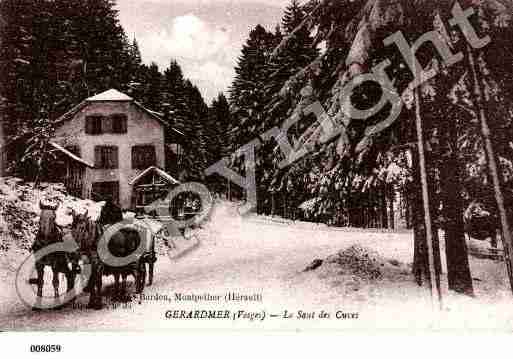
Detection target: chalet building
<box><xmin>52</xmin><ymin>89</ymin><xmax>184</xmax><ymax>210</ymax></box>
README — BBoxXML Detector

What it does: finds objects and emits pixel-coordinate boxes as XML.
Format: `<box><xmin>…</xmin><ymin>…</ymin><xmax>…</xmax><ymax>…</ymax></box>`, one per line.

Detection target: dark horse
<box><xmin>71</xmin><ymin>206</ymin><xmax>149</xmax><ymax>309</ymax></box>
<box><xmin>70</xmin><ymin>210</ymin><xmax>105</xmax><ymax>309</ymax></box>
<box><xmin>31</xmin><ymin>202</ymin><xmax>78</xmax><ymax>310</ymax></box>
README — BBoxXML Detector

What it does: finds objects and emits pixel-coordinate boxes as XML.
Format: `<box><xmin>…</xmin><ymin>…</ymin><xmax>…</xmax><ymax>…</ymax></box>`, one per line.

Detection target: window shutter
<box><xmin>87</xmin><ymin>116</ymin><xmax>104</xmax><ymax>135</ymax></box>
<box><xmin>112</xmin><ymin>146</ymin><xmax>119</xmax><ymax>169</ymax></box>
<box><xmin>121</xmin><ymin>116</ymin><xmax>127</xmax><ymax>133</ymax></box>
<box><xmin>106</xmin><ymin>147</ymin><xmax>112</xmax><ymax>169</ymax></box>
<box><xmin>112</xmin><ymin>114</ymin><xmax>128</xmax><ymax>134</ymax></box>
<box><xmin>96</xmin><ymin>117</ymin><xmax>103</xmax><ymax>135</ymax></box>
<box><xmin>94</xmin><ymin>147</ymin><xmax>102</xmax><ymax>168</ymax></box>
<box><xmin>132</xmin><ymin>147</ymin><xmax>137</xmax><ymax>169</ymax></box>
<box><xmin>86</xmin><ymin>117</ymin><xmax>93</xmax><ymax>134</ymax></box>
<box><xmin>132</xmin><ymin>145</ymin><xmax>156</xmax><ymax>169</ymax></box>
<box><xmin>95</xmin><ymin>146</ymin><xmax>118</xmax><ymax>169</ymax></box>
<box><xmin>133</xmin><ymin>147</ymin><xmax>141</xmax><ymax>169</ymax></box>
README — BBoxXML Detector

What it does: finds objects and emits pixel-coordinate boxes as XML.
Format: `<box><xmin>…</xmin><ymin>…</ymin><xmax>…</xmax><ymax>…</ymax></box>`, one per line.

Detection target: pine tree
<box><xmin>226</xmin><ymin>0</ymin><xmax>479</xmax><ymax>294</ymax></box>
<box><xmin>229</xmin><ymin>24</ymin><xmax>276</xmax><ymax>148</ymax></box>
<box><xmin>0</xmin><ymin>0</ymin><xmax>134</xmax><ymax>175</ymax></box>
<box><xmin>265</xmin><ymin>1</ymin><xmax>318</xmax><ymax>129</ymax></box>
<box><xmin>20</xmin><ymin>104</ymin><xmax>57</xmax><ymax>187</ymax></box>
<box><xmin>180</xmin><ymin>80</ymin><xmax>209</xmax><ymax>180</ymax></box>
<box><xmin>209</xmin><ymin>93</ymin><xmax>231</xmax><ymax>162</ymax></box>
<box><xmin>161</xmin><ymin>60</ymin><xmax>189</xmax><ymax>143</ymax></box>
<box><xmin>204</xmin><ymin>93</ymin><xmax>232</xmax><ymax>193</ymax></box>
<box><xmin>130</xmin><ymin>38</ymin><xmax>142</xmax><ymax>67</ymax></box>
<box><xmin>140</xmin><ymin>62</ymin><xmax>163</xmax><ymax>111</ymax></box>
<box><xmin>458</xmin><ymin>2</ymin><xmax>513</xmax><ymax>292</ymax></box>
<box><xmin>258</xmin><ymin>0</ymin><xmax>320</xmax><ymax>216</ymax></box>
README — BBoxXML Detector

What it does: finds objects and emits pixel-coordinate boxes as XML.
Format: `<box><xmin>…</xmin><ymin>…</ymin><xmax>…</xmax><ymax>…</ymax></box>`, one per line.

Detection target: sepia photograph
<box><xmin>0</xmin><ymin>0</ymin><xmax>513</xmax><ymax>342</ymax></box>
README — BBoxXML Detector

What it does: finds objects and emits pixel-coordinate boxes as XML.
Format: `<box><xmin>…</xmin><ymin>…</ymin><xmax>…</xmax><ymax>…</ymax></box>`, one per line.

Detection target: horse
<box><xmin>71</xmin><ymin>209</ymin><xmax>149</xmax><ymax>308</ymax></box>
<box><xmin>31</xmin><ymin>202</ymin><xmax>79</xmax><ymax>310</ymax></box>
<box><xmin>70</xmin><ymin>210</ymin><xmax>105</xmax><ymax>309</ymax></box>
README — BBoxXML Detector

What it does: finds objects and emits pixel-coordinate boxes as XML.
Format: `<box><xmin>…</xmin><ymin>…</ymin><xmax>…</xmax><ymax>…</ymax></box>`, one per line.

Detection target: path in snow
<box><xmin>0</xmin><ymin>201</ymin><xmax>512</xmax><ymax>331</ymax></box>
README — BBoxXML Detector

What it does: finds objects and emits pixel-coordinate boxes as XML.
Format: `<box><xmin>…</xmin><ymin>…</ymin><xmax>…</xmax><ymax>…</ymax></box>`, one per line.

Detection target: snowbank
<box><xmin>312</xmin><ymin>245</ymin><xmax>411</xmax><ymax>294</ymax></box>
<box><xmin>0</xmin><ymin>177</ymin><xmax>103</xmax><ymax>252</ymax></box>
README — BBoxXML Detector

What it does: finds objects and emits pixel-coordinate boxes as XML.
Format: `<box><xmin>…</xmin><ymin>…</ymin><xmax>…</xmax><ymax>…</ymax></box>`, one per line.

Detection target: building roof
<box><xmin>129</xmin><ymin>166</ymin><xmax>180</xmax><ymax>186</ymax></box>
<box><xmin>86</xmin><ymin>89</ymin><xmax>133</xmax><ymax>102</ymax></box>
<box><xmin>54</xmin><ymin>89</ymin><xmax>184</xmax><ymax>137</ymax></box>
<box><xmin>50</xmin><ymin>142</ymin><xmax>94</xmax><ymax>168</ymax></box>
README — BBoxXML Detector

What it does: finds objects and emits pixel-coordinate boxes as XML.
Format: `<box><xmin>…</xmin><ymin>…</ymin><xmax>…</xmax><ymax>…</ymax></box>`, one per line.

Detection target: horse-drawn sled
<box><xmin>28</xmin><ymin>200</ymin><xmax>157</xmax><ymax>310</ymax></box>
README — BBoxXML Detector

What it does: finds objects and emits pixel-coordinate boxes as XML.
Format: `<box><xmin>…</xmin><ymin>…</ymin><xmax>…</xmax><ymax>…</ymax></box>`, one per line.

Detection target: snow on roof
<box><xmin>148</xmin><ymin>109</ymin><xmax>164</xmax><ymax>117</ymax></box>
<box><xmin>54</xmin><ymin>90</ymin><xmax>185</xmax><ymax>137</ymax></box>
<box><xmin>133</xmin><ymin>101</ymin><xmax>163</xmax><ymax>121</ymax></box>
<box><xmin>50</xmin><ymin>142</ymin><xmax>94</xmax><ymax>168</ymax></box>
<box><xmin>128</xmin><ymin>166</ymin><xmax>180</xmax><ymax>186</ymax></box>
<box><xmin>170</xmin><ymin>127</ymin><xmax>185</xmax><ymax>137</ymax></box>
<box><xmin>86</xmin><ymin>89</ymin><xmax>133</xmax><ymax>102</ymax></box>
<box><xmin>54</xmin><ymin>101</ymin><xmax>89</xmax><ymax>125</ymax></box>
<box><xmin>132</xmin><ymin>102</ymin><xmax>184</xmax><ymax>136</ymax></box>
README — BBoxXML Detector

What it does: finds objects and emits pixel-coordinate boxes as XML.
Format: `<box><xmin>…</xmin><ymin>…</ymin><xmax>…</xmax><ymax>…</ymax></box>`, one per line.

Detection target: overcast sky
<box><xmin>116</xmin><ymin>0</ymin><xmax>290</xmax><ymax>103</ymax></box>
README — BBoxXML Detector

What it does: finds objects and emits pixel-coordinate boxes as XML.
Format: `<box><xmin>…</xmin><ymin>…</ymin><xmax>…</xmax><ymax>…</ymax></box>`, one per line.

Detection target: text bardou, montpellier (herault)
<box><xmin>137</xmin><ymin>292</ymin><xmax>263</xmax><ymax>303</ymax></box>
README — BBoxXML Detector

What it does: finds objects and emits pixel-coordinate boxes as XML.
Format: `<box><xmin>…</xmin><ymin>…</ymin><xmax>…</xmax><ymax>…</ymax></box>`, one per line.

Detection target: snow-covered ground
<box><xmin>0</xmin><ymin>177</ymin><xmax>104</xmax><ymax>251</ymax></box>
<box><xmin>0</xmin><ymin>200</ymin><xmax>512</xmax><ymax>331</ymax></box>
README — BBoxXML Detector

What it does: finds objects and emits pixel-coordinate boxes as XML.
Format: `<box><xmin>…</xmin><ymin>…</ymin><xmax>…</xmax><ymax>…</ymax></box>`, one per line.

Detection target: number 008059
<box><xmin>30</xmin><ymin>345</ymin><xmax>62</xmax><ymax>353</ymax></box>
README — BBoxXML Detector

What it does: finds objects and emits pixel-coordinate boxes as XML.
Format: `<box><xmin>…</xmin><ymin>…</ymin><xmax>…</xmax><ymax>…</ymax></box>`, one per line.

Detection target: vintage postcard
<box><xmin>1</xmin><ymin>0</ymin><xmax>513</xmax><ymax>339</ymax></box>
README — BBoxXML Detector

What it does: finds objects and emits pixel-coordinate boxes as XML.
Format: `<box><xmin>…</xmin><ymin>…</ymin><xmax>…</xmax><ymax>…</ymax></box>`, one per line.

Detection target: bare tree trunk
<box><xmin>283</xmin><ymin>194</ymin><xmax>287</xmax><ymax>219</ymax></box>
<box><xmin>413</xmin><ymin>84</ymin><xmax>443</xmax><ymax>306</ymax></box>
<box><xmin>412</xmin><ymin>151</ymin><xmax>427</xmax><ymax>286</ymax></box>
<box><xmin>404</xmin><ymin>191</ymin><xmax>412</xmax><ymax>229</ymax></box>
<box><xmin>412</xmin><ymin>150</ymin><xmax>442</xmax><ymax>288</ymax></box>
<box><xmin>388</xmin><ymin>185</ymin><xmax>395</xmax><ymax>230</ymax></box>
<box><xmin>440</xmin><ymin>149</ymin><xmax>474</xmax><ymax>296</ymax></box>
<box><xmin>381</xmin><ymin>185</ymin><xmax>388</xmax><ymax>229</ymax></box>
<box><xmin>468</xmin><ymin>45</ymin><xmax>513</xmax><ymax>294</ymax></box>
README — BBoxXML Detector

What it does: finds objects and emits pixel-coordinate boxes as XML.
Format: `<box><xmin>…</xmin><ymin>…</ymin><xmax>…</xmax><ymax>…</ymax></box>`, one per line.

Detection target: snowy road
<box><xmin>1</xmin><ymin>202</ymin><xmax>512</xmax><ymax>331</ymax></box>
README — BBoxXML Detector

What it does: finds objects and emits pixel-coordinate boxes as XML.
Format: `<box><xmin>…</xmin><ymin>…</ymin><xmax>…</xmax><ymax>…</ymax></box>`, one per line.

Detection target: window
<box><xmin>132</xmin><ymin>145</ymin><xmax>156</xmax><ymax>169</ymax></box>
<box><xmin>85</xmin><ymin>114</ymin><xmax>128</xmax><ymax>135</ymax></box>
<box><xmin>111</xmin><ymin>114</ymin><xmax>128</xmax><ymax>134</ymax></box>
<box><xmin>94</xmin><ymin>146</ymin><xmax>119</xmax><ymax>169</ymax></box>
<box><xmin>85</xmin><ymin>116</ymin><xmax>104</xmax><ymax>135</ymax></box>
<box><xmin>102</xmin><ymin>116</ymin><xmax>113</xmax><ymax>133</ymax></box>
<box><xmin>92</xmin><ymin>181</ymin><xmax>119</xmax><ymax>204</ymax></box>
